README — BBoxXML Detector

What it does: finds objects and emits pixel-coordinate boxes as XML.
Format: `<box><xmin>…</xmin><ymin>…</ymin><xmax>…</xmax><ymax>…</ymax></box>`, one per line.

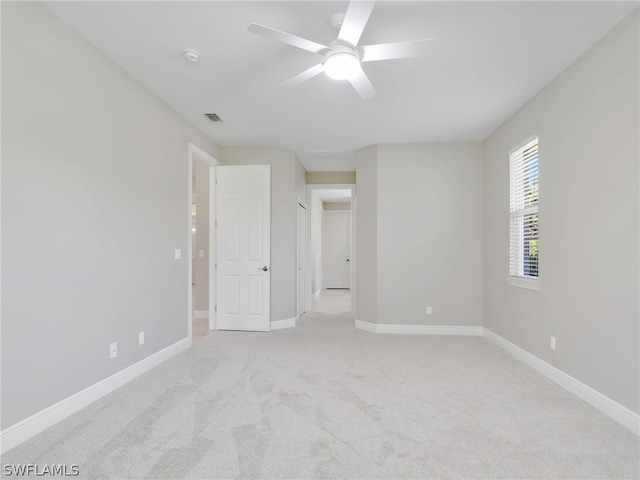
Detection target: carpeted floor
<box><xmin>312</xmin><ymin>289</ymin><xmax>351</xmax><ymax>313</ymax></box>
<box><xmin>2</xmin><ymin>310</ymin><xmax>638</xmax><ymax>479</ymax></box>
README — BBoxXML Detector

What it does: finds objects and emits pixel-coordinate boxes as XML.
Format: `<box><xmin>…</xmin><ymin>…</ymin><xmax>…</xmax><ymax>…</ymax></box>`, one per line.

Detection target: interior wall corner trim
<box><xmin>355</xmin><ymin>320</ymin><xmax>482</xmax><ymax>336</ymax></box>
<box><xmin>271</xmin><ymin>317</ymin><xmax>297</xmax><ymax>331</ymax></box>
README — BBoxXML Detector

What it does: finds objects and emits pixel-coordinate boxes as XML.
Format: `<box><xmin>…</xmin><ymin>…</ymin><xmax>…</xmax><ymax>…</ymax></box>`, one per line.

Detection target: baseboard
<box><xmin>355</xmin><ymin>320</ymin><xmax>482</xmax><ymax>336</ymax></box>
<box><xmin>194</xmin><ymin>310</ymin><xmax>209</xmax><ymax>319</ymax></box>
<box><xmin>271</xmin><ymin>317</ymin><xmax>296</xmax><ymax>331</ymax></box>
<box><xmin>0</xmin><ymin>336</ymin><xmax>192</xmax><ymax>454</ymax></box>
<box><xmin>483</xmin><ymin>328</ymin><xmax>639</xmax><ymax>436</ymax></box>
<box><xmin>354</xmin><ymin>319</ymin><xmax>378</xmax><ymax>333</ymax></box>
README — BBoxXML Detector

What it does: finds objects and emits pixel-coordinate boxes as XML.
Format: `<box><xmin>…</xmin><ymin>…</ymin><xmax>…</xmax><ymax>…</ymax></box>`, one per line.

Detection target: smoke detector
<box><xmin>183</xmin><ymin>49</ymin><xmax>200</xmax><ymax>63</ymax></box>
<box><xmin>330</xmin><ymin>13</ymin><xmax>345</xmax><ymax>32</ymax></box>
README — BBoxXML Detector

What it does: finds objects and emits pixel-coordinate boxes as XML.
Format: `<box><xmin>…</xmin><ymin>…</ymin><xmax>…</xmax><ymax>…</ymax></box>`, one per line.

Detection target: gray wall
<box><xmin>323</xmin><ymin>202</ymin><xmax>351</xmax><ymax>211</ymax></box>
<box><xmin>354</xmin><ymin>146</ymin><xmax>378</xmax><ymax>323</ymax></box>
<box><xmin>1</xmin><ymin>2</ymin><xmax>219</xmax><ymax>429</ymax></box>
<box><xmin>219</xmin><ymin>146</ymin><xmax>306</xmax><ymax>322</ymax></box>
<box><xmin>295</xmin><ymin>155</ymin><xmax>307</xmax><ymax>202</ymax></box>
<box><xmin>483</xmin><ymin>10</ymin><xmax>639</xmax><ymax>413</ymax></box>
<box><xmin>310</xmin><ymin>191</ymin><xmax>323</xmax><ymax>295</ymax></box>
<box><xmin>307</xmin><ymin>172</ymin><xmax>356</xmax><ymax>184</ymax></box>
<box><xmin>376</xmin><ymin>143</ymin><xmax>484</xmax><ymax>326</ymax></box>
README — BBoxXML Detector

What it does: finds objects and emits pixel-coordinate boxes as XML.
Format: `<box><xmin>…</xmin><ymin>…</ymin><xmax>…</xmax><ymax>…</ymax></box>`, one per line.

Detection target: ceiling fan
<box><xmin>248</xmin><ymin>1</ymin><xmax>438</xmax><ymax>100</ymax></box>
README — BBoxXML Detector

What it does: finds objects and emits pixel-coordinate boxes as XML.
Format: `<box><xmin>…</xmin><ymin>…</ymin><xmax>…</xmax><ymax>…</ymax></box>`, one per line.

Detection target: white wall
<box><xmin>377</xmin><ymin>143</ymin><xmax>484</xmax><ymax>326</ymax></box>
<box><xmin>1</xmin><ymin>2</ymin><xmax>219</xmax><ymax>429</ymax></box>
<box><xmin>483</xmin><ymin>10</ymin><xmax>639</xmax><ymax>413</ymax></box>
<box><xmin>220</xmin><ymin>146</ymin><xmax>306</xmax><ymax>322</ymax></box>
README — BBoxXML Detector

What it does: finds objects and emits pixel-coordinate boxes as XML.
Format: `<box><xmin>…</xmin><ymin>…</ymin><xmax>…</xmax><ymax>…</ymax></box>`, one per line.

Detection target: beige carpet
<box><xmin>2</xmin><ymin>311</ymin><xmax>638</xmax><ymax>479</ymax></box>
<box><xmin>192</xmin><ymin>317</ymin><xmax>210</xmax><ymax>343</ymax></box>
<box><xmin>312</xmin><ymin>289</ymin><xmax>351</xmax><ymax>314</ymax></box>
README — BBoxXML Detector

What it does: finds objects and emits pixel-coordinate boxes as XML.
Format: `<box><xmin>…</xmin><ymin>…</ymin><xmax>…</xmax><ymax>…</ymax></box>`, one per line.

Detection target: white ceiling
<box><xmin>317</xmin><ymin>189</ymin><xmax>352</xmax><ymax>202</ymax></box>
<box><xmin>44</xmin><ymin>1</ymin><xmax>637</xmax><ymax>172</ymax></box>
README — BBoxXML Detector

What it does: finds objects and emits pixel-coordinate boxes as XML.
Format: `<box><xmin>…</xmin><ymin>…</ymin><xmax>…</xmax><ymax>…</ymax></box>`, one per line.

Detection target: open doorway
<box><xmin>191</xmin><ymin>156</ymin><xmax>210</xmax><ymax>342</ymax></box>
<box><xmin>188</xmin><ymin>144</ymin><xmax>219</xmax><ymax>343</ymax></box>
<box><xmin>306</xmin><ymin>185</ymin><xmax>355</xmax><ymax>314</ymax></box>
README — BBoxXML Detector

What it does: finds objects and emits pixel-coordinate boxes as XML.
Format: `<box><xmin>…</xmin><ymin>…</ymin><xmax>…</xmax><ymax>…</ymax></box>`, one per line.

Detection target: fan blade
<box><xmin>248</xmin><ymin>24</ymin><xmax>329</xmax><ymax>54</ymax></box>
<box><xmin>348</xmin><ymin>67</ymin><xmax>377</xmax><ymax>100</ymax></box>
<box><xmin>360</xmin><ymin>38</ymin><xmax>439</xmax><ymax>62</ymax></box>
<box><xmin>278</xmin><ymin>63</ymin><xmax>325</xmax><ymax>88</ymax></box>
<box><xmin>337</xmin><ymin>1</ymin><xmax>375</xmax><ymax>47</ymax></box>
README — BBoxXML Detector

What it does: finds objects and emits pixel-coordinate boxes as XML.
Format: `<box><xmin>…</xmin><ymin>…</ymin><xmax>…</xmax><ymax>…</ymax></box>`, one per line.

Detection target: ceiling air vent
<box><xmin>204</xmin><ymin>113</ymin><xmax>222</xmax><ymax>122</ymax></box>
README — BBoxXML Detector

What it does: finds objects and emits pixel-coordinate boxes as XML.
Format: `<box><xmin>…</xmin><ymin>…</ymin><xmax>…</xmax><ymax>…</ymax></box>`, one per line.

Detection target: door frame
<box><xmin>297</xmin><ymin>198</ymin><xmax>307</xmax><ymax>321</ymax></box>
<box><xmin>305</xmin><ymin>184</ymin><xmax>356</xmax><ymax>314</ymax></box>
<box><xmin>321</xmin><ymin>209</ymin><xmax>352</xmax><ymax>290</ymax></box>
<box><xmin>187</xmin><ymin>143</ymin><xmax>220</xmax><ymax>340</ymax></box>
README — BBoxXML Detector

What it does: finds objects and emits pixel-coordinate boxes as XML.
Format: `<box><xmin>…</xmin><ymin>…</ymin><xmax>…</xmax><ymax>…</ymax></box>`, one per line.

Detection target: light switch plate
<box><xmin>175</xmin><ymin>249</ymin><xmax>182</xmax><ymax>260</ymax></box>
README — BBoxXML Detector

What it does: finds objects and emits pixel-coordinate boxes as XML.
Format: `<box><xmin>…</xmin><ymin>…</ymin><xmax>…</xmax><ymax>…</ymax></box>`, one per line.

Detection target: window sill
<box><xmin>507</xmin><ymin>276</ymin><xmax>539</xmax><ymax>291</ymax></box>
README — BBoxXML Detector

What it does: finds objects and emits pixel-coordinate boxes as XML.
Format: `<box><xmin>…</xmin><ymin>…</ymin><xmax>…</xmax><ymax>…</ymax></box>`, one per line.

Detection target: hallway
<box><xmin>192</xmin><ymin>288</ymin><xmax>211</xmax><ymax>343</ymax></box>
<box><xmin>312</xmin><ymin>288</ymin><xmax>351</xmax><ymax>313</ymax></box>
<box><xmin>193</xmin><ymin>289</ymin><xmax>351</xmax><ymax>342</ymax></box>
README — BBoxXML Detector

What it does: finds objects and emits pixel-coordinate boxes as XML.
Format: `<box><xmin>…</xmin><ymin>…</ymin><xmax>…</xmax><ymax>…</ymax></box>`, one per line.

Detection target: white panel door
<box><xmin>323</xmin><ymin>210</ymin><xmax>351</xmax><ymax>288</ymax></box>
<box><xmin>297</xmin><ymin>203</ymin><xmax>306</xmax><ymax>318</ymax></box>
<box><xmin>216</xmin><ymin>165</ymin><xmax>270</xmax><ymax>332</ymax></box>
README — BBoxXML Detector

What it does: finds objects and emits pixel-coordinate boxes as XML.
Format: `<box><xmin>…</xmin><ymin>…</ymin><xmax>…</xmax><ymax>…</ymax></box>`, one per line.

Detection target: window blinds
<box><xmin>510</xmin><ymin>137</ymin><xmax>539</xmax><ymax>278</ymax></box>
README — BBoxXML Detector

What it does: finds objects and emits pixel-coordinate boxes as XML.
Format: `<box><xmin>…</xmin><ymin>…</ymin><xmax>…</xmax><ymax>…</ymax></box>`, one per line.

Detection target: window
<box><xmin>509</xmin><ymin>136</ymin><xmax>539</xmax><ymax>290</ymax></box>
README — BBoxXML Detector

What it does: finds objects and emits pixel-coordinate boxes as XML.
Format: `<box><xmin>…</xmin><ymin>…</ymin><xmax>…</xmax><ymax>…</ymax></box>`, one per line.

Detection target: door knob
<box><xmin>261</xmin><ymin>266</ymin><xmax>269</xmax><ymax>271</ymax></box>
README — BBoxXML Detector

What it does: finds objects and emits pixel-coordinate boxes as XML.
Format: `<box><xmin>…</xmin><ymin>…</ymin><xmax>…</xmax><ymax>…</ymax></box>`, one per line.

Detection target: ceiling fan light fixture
<box><xmin>324</xmin><ymin>47</ymin><xmax>360</xmax><ymax>80</ymax></box>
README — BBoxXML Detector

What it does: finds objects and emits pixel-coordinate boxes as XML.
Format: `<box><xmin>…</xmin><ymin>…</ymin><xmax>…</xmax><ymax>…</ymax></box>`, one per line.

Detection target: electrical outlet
<box><xmin>110</xmin><ymin>342</ymin><xmax>117</xmax><ymax>359</ymax></box>
<box><xmin>139</xmin><ymin>332</ymin><xmax>144</xmax><ymax>345</ymax></box>
<box><xmin>550</xmin><ymin>336</ymin><xmax>556</xmax><ymax>350</ymax></box>
<box><xmin>426</xmin><ymin>306</ymin><xmax>432</xmax><ymax>315</ymax></box>
<box><xmin>174</xmin><ymin>249</ymin><xmax>182</xmax><ymax>260</ymax></box>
